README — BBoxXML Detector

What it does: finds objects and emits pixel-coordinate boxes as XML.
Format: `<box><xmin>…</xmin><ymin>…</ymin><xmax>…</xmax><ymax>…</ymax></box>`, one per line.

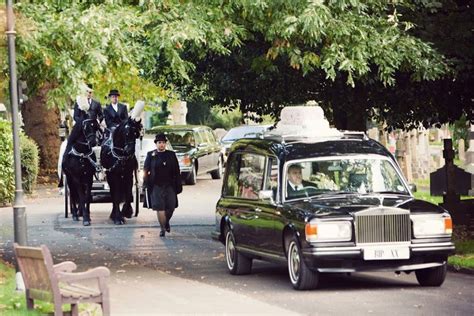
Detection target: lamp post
<box><xmin>6</xmin><ymin>0</ymin><xmax>28</xmax><ymax>249</ymax></box>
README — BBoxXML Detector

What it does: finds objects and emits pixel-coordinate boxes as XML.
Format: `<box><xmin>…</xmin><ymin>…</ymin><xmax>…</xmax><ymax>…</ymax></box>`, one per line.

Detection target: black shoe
<box><xmin>159</xmin><ymin>230</ymin><xmax>165</xmax><ymax>237</ymax></box>
<box><xmin>72</xmin><ymin>215</ymin><xmax>79</xmax><ymax>222</ymax></box>
<box><xmin>83</xmin><ymin>220</ymin><xmax>91</xmax><ymax>226</ymax></box>
<box><xmin>165</xmin><ymin>222</ymin><xmax>170</xmax><ymax>233</ymax></box>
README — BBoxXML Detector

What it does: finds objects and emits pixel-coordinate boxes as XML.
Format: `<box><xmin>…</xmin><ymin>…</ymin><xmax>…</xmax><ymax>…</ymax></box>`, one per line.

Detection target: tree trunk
<box><xmin>22</xmin><ymin>84</ymin><xmax>60</xmax><ymax>176</ymax></box>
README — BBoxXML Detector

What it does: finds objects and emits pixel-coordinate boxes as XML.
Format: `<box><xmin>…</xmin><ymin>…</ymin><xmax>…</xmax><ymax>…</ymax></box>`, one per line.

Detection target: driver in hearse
<box><xmin>287</xmin><ymin>164</ymin><xmax>314</xmax><ymax>197</ymax></box>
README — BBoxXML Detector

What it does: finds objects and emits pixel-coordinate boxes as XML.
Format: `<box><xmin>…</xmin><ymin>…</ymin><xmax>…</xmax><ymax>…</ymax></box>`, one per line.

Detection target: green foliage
<box><xmin>450</xmin><ymin>115</ymin><xmax>468</xmax><ymax>155</ymax></box>
<box><xmin>20</xmin><ymin>134</ymin><xmax>39</xmax><ymax>194</ymax></box>
<box><xmin>413</xmin><ymin>191</ymin><xmax>443</xmax><ymax>205</ymax></box>
<box><xmin>5</xmin><ymin>0</ymin><xmax>469</xmax><ymax>134</ymax></box>
<box><xmin>0</xmin><ymin>120</ymin><xmax>40</xmax><ymax>204</ymax></box>
<box><xmin>13</xmin><ymin>2</ymin><xmax>165</xmax><ymax>109</ymax></box>
<box><xmin>150</xmin><ymin>101</ymin><xmax>171</xmax><ymax>127</ymax></box>
<box><xmin>0</xmin><ymin>120</ymin><xmax>15</xmax><ymax>205</ymax></box>
<box><xmin>207</xmin><ymin>107</ymin><xmax>243</xmax><ymax>130</ymax></box>
<box><xmin>186</xmin><ymin>100</ymin><xmax>212</xmax><ymax>126</ymax></box>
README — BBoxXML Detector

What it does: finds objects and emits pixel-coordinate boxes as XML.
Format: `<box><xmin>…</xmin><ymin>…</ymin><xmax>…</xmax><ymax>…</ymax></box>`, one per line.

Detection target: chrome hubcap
<box><xmin>288</xmin><ymin>241</ymin><xmax>300</xmax><ymax>284</ymax></box>
<box><xmin>226</xmin><ymin>231</ymin><xmax>235</xmax><ymax>270</ymax></box>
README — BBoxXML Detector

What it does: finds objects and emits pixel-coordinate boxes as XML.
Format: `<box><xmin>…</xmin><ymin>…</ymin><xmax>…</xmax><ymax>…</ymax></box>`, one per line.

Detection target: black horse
<box><xmin>62</xmin><ymin>117</ymin><xmax>100</xmax><ymax>226</ymax></box>
<box><xmin>100</xmin><ymin>117</ymin><xmax>142</xmax><ymax>225</ymax></box>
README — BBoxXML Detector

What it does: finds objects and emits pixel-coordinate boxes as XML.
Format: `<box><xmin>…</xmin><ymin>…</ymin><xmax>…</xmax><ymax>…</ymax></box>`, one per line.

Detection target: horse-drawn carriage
<box><xmin>62</xmin><ymin>143</ymin><xmax>143</xmax><ymax>219</ymax></box>
<box><xmin>60</xmin><ymin>98</ymin><xmax>146</xmax><ymax>226</ymax></box>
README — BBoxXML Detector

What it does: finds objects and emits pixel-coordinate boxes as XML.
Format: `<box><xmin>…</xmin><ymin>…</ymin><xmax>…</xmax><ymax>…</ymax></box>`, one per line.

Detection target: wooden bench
<box><xmin>13</xmin><ymin>243</ymin><xmax>110</xmax><ymax>316</ymax></box>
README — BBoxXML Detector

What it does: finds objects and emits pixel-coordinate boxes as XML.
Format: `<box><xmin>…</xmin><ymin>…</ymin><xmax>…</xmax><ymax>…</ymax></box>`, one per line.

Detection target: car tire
<box><xmin>225</xmin><ymin>227</ymin><xmax>252</xmax><ymax>275</ymax></box>
<box><xmin>185</xmin><ymin>164</ymin><xmax>197</xmax><ymax>185</ymax></box>
<box><xmin>211</xmin><ymin>158</ymin><xmax>223</xmax><ymax>180</ymax></box>
<box><xmin>415</xmin><ymin>262</ymin><xmax>447</xmax><ymax>287</ymax></box>
<box><xmin>287</xmin><ymin>237</ymin><xmax>319</xmax><ymax>290</ymax></box>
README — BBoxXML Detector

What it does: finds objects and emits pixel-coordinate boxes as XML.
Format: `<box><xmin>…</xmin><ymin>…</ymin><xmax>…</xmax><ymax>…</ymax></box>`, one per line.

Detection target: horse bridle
<box><xmin>110</xmin><ymin>123</ymin><xmax>138</xmax><ymax>161</ymax></box>
<box><xmin>68</xmin><ymin>118</ymin><xmax>101</xmax><ymax>172</ymax></box>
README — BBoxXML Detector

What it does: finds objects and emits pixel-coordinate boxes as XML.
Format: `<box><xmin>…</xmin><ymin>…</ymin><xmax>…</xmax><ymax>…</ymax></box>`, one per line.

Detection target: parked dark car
<box><xmin>148</xmin><ymin>125</ymin><xmax>223</xmax><ymax>185</ymax></box>
<box><xmin>220</xmin><ymin>124</ymin><xmax>273</xmax><ymax>164</ymax></box>
<box><xmin>212</xmin><ymin>132</ymin><xmax>454</xmax><ymax>290</ymax></box>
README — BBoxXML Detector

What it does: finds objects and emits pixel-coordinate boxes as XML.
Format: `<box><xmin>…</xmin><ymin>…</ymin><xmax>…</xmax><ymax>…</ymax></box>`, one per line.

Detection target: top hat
<box><xmin>154</xmin><ymin>133</ymin><xmax>167</xmax><ymax>143</ymax></box>
<box><xmin>86</xmin><ymin>83</ymin><xmax>93</xmax><ymax>92</ymax></box>
<box><xmin>108</xmin><ymin>89</ymin><xmax>120</xmax><ymax>97</ymax></box>
<box><xmin>289</xmin><ymin>163</ymin><xmax>304</xmax><ymax>170</ymax></box>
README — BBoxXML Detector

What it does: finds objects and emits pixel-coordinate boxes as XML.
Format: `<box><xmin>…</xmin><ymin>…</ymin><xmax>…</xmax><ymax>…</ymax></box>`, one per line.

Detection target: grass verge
<box><xmin>0</xmin><ymin>260</ymin><xmax>53</xmax><ymax>315</ymax></box>
<box><xmin>414</xmin><ymin>191</ymin><xmax>474</xmax><ymax>271</ymax></box>
<box><xmin>449</xmin><ymin>228</ymin><xmax>474</xmax><ymax>270</ymax></box>
<box><xmin>0</xmin><ymin>260</ymin><xmax>99</xmax><ymax>315</ymax></box>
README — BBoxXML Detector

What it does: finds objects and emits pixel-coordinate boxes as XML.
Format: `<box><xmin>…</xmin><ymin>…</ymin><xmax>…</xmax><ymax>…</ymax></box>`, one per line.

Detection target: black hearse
<box><xmin>212</xmin><ymin>120</ymin><xmax>454</xmax><ymax>290</ymax></box>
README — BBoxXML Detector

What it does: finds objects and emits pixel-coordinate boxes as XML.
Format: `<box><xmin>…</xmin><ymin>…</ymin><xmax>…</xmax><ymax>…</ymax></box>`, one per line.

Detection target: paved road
<box><xmin>1</xmin><ymin>176</ymin><xmax>473</xmax><ymax>315</ymax></box>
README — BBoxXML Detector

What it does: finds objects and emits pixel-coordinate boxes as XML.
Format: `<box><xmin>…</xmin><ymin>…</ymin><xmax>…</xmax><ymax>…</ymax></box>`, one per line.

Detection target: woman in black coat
<box><xmin>143</xmin><ymin>133</ymin><xmax>182</xmax><ymax>237</ymax></box>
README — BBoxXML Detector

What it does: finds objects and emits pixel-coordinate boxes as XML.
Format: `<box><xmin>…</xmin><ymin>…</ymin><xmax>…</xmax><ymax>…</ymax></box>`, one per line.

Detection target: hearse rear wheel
<box><xmin>225</xmin><ymin>227</ymin><xmax>252</xmax><ymax>275</ymax></box>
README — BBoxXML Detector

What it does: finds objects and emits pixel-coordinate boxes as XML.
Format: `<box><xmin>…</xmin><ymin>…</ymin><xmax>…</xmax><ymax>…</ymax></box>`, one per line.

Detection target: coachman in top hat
<box><xmin>104</xmin><ymin>89</ymin><xmax>128</xmax><ymax>130</ymax></box>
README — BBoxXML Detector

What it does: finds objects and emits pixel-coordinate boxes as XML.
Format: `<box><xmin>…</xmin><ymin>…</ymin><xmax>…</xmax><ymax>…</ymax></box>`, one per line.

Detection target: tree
<box><xmin>3</xmin><ymin>0</ymin><xmax>240</xmax><ymax>173</ymax></box>
<box><xmin>170</xmin><ymin>0</ymin><xmax>460</xmax><ymax>131</ymax></box>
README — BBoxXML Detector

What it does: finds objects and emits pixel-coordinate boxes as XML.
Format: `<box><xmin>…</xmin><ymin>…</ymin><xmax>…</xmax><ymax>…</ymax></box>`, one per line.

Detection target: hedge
<box><xmin>0</xmin><ymin>120</ymin><xmax>15</xmax><ymax>204</ymax></box>
<box><xmin>20</xmin><ymin>133</ymin><xmax>39</xmax><ymax>194</ymax></box>
<box><xmin>0</xmin><ymin>119</ymin><xmax>40</xmax><ymax>205</ymax></box>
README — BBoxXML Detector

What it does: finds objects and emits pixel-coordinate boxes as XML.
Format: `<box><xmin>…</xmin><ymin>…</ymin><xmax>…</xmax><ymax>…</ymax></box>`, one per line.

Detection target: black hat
<box><xmin>108</xmin><ymin>89</ymin><xmax>120</xmax><ymax>97</ymax></box>
<box><xmin>154</xmin><ymin>133</ymin><xmax>167</xmax><ymax>143</ymax></box>
<box><xmin>86</xmin><ymin>83</ymin><xmax>93</xmax><ymax>91</ymax></box>
<box><xmin>289</xmin><ymin>163</ymin><xmax>304</xmax><ymax>170</ymax></box>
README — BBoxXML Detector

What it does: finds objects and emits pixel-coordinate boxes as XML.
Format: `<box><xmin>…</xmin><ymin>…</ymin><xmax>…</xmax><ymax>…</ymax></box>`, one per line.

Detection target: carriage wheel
<box><xmin>135</xmin><ymin>181</ymin><xmax>140</xmax><ymax>216</ymax></box>
<box><xmin>64</xmin><ymin>173</ymin><xmax>69</xmax><ymax>218</ymax></box>
<box><xmin>134</xmin><ymin>168</ymin><xmax>140</xmax><ymax>217</ymax></box>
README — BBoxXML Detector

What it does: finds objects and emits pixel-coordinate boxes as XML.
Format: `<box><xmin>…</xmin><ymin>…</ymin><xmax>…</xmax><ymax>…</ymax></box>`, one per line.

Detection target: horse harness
<box><xmin>67</xmin><ymin>118</ymin><xmax>102</xmax><ymax>175</ymax></box>
<box><xmin>68</xmin><ymin>146</ymin><xmax>102</xmax><ymax>174</ymax></box>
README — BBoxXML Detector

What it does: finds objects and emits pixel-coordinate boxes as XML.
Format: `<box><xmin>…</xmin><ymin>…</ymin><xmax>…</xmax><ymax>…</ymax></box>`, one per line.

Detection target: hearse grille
<box><xmin>355</xmin><ymin>208</ymin><xmax>411</xmax><ymax>244</ymax></box>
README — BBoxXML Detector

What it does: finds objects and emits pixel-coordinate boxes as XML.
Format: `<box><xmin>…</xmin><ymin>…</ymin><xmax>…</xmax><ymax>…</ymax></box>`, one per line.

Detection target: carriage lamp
<box><xmin>411</xmin><ymin>214</ymin><xmax>452</xmax><ymax>238</ymax></box>
<box><xmin>58</xmin><ymin>123</ymin><xmax>67</xmax><ymax>140</ymax></box>
<box><xmin>305</xmin><ymin>220</ymin><xmax>352</xmax><ymax>242</ymax></box>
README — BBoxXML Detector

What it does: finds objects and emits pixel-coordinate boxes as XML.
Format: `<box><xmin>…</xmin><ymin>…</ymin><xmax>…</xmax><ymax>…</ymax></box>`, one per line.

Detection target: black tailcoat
<box><xmin>104</xmin><ymin>103</ymin><xmax>128</xmax><ymax>129</ymax></box>
<box><xmin>73</xmin><ymin>99</ymin><xmax>103</xmax><ymax>123</ymax></box>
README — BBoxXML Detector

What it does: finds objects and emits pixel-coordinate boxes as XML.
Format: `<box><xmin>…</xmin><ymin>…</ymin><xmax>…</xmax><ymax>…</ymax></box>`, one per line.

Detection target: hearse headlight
<box><xmin>411</xmin><ymin>214</ymin><xmax>452</xmax><ymax>238</ymax></box>
<box><xmin>305</xmin><ymin>220</ymin><xmax>352</xmax><ymax>242</ymax></box>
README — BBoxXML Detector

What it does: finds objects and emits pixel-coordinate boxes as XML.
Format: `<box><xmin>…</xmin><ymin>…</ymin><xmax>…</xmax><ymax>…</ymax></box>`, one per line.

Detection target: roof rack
<box><xmin>342</xmin><ymin>131</ymin><xmax>369</xmax><ymax>140</ymax></box>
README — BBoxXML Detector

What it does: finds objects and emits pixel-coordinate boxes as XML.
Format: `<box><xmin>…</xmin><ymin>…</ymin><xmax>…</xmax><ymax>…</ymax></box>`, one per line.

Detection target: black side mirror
<box><xmin>408</xmin><ymin>183</ymin><xmax>417</xmax><ymax>193</ymax></box>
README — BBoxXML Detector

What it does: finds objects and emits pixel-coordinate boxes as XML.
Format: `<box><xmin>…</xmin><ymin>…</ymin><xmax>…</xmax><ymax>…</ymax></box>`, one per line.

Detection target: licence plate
<box><xmin>363</xmin><ymin>246</ymin><xmax>410</xmax><ymax>260</ymax></box>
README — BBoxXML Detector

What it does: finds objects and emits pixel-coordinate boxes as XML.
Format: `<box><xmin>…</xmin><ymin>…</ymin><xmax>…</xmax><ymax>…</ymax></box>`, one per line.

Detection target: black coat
<box><xmin>73</xmin><ymin>99</ymin><xmax>103</xmax><ymax>123</ymax></box>
<box><xmin>143</xmin><ymin>149</ymin><xmax>182</xmax><ymax>208</ymax></box>
<box><xmin>104</xmin><ymin>103</ymin><xmax>128</xmax><ymax>129</ymax></box>
<box><xmin>286</xmin><ymin>180</ymin><xmax>314</xmax><ymax>197</ymax></box>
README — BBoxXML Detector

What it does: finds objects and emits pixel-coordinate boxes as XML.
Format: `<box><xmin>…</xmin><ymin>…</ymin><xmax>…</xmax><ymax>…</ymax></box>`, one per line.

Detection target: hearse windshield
<box><xmin>285</xmin><ymin>155</ymin><xmax>409</xmax><ymax>200</ymax></box>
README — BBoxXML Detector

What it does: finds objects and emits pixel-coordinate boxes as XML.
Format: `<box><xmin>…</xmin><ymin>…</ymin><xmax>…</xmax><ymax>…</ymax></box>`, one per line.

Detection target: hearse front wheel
<box><xmin>287</xmin><ymin>237</ymin><xmax>319</xmax><ymax>290</ymax></box>
<box><xmin>415</xmin><ymin>262</ymin><xmax>447</xmax><ymax>287</ymax></box>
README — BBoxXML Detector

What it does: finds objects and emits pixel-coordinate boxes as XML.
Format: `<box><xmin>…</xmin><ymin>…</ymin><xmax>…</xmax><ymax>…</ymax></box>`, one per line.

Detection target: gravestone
<box><xmin>169</xmin><ymin>100</ymin><xmax>187</xmax><ymax>125</ymax></box>
<box><xmin>367</xmin><ymin>127</ymin><xmax>379</xmax><ymax>141</ymax></box>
